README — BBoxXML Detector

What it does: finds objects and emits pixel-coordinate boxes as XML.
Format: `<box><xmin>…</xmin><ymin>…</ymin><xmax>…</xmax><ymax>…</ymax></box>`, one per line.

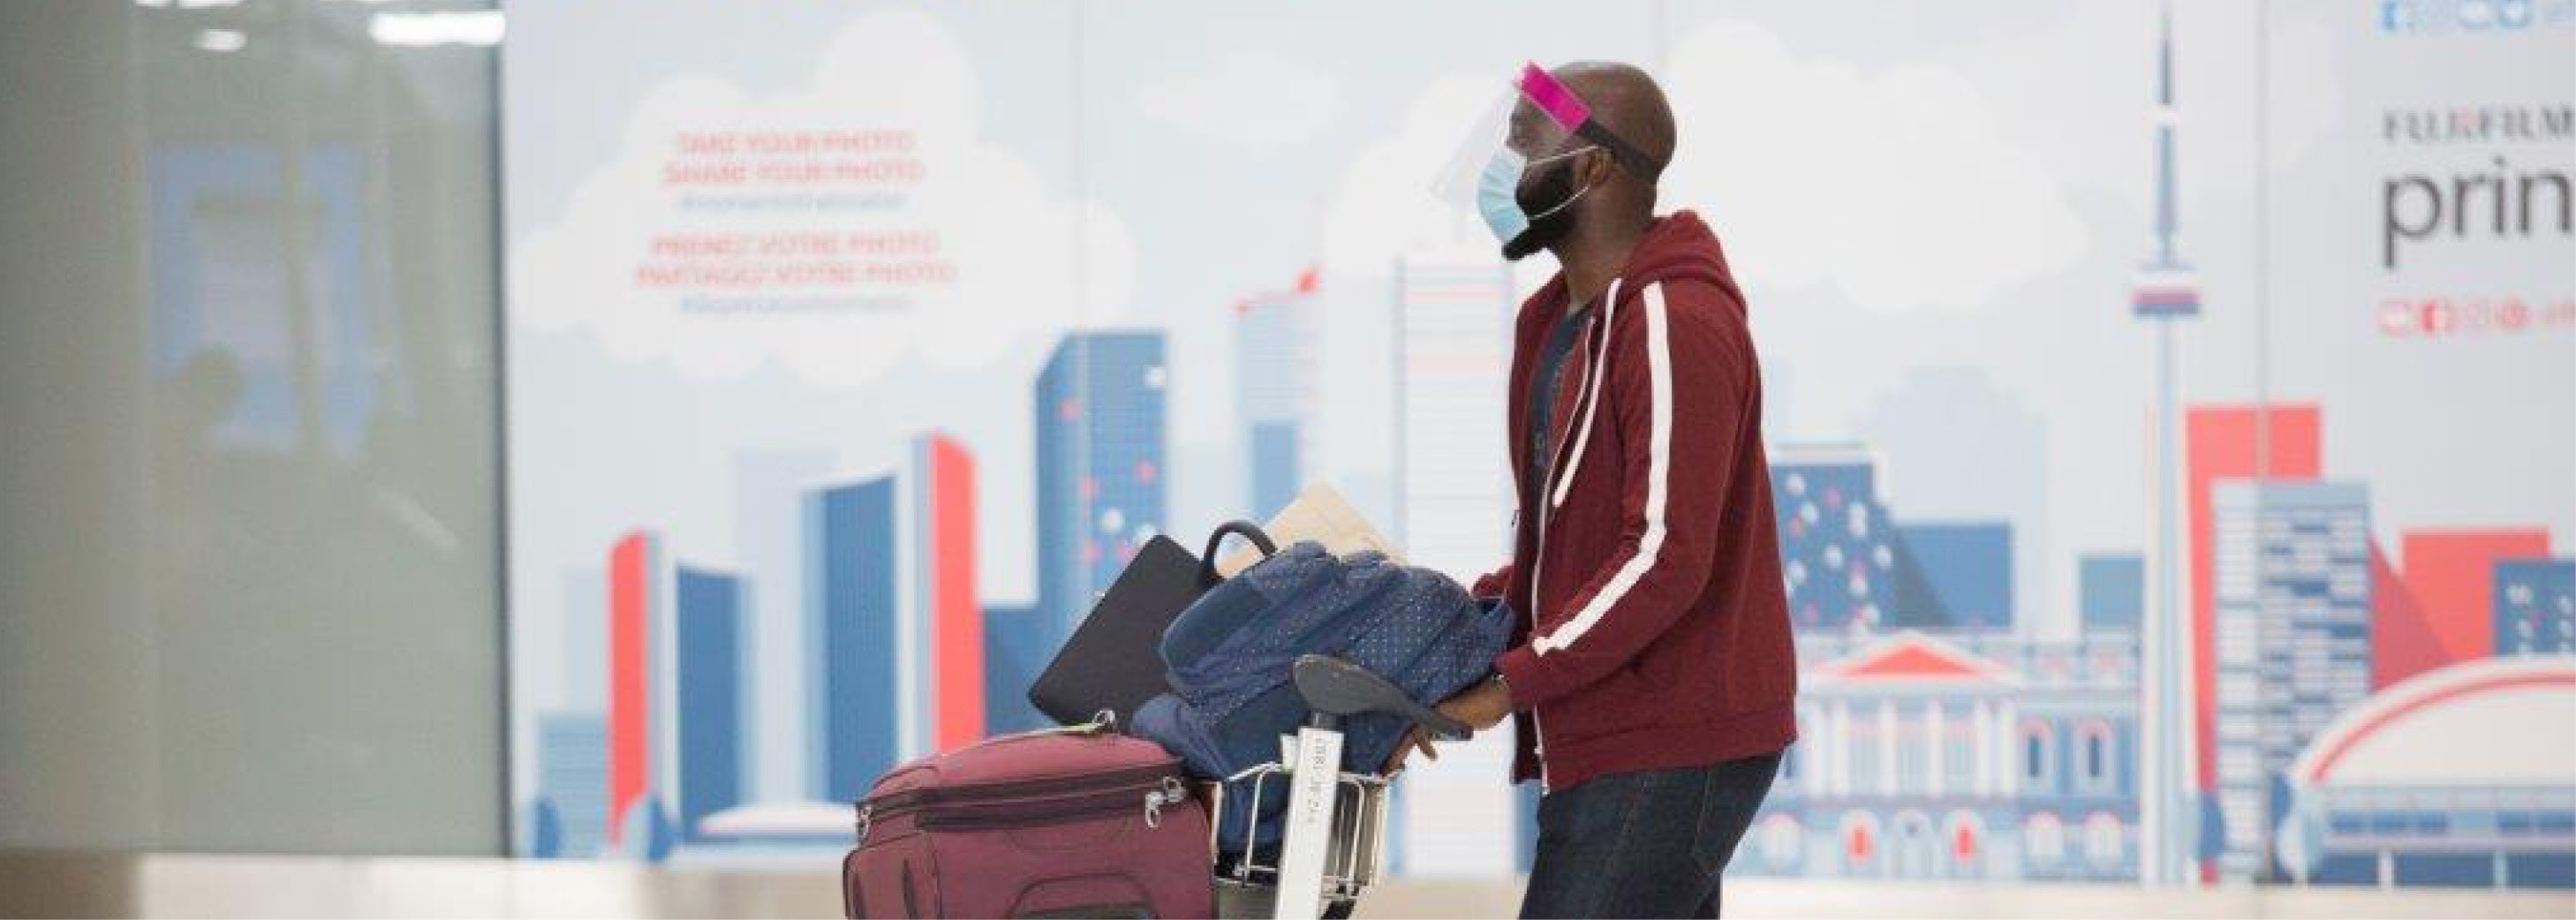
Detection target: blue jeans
<box><xmin>1518</xmin><ymin>753</ymin><xmax>1782</xmax><ymax>919</ymax></box>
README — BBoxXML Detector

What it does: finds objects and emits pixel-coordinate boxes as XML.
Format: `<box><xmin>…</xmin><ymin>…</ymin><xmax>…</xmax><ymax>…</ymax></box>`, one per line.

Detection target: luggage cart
<box><xmin>1204</xmin><ymin>655</ymin><xmax>1472</xmax><ymax>920</ymax></box>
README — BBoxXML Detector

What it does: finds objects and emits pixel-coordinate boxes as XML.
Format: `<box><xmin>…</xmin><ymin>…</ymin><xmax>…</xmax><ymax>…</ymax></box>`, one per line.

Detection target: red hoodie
<box><xmin>1477</xmin><ymin>211</ymin><xmax>1799</xmax><ymax>792</ymax></box>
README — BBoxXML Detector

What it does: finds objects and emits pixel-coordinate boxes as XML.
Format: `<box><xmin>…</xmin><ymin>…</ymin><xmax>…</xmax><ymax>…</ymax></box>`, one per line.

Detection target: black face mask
<box><xmin>1503</xmin><ymin>153</ymin><xmax>1586</xmax><ymax>262</ymax></box>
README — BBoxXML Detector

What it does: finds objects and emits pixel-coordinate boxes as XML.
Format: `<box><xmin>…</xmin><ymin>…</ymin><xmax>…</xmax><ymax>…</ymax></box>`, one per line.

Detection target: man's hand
<box><xmin>1380</xmin><ymin>675</ymin><xmax>1515</xmax><ymax>774</ymax></box>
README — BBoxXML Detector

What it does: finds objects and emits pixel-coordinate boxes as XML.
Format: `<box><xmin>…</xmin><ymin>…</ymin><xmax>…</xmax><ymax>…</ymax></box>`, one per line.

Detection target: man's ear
<box><xmin>1581</xmin><ymin>147</ymin><xmax>1618</xmax><ymax>190</ymax></box>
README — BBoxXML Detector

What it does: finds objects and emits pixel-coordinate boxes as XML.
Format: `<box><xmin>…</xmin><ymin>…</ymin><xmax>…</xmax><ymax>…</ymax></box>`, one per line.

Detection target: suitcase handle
<box><xmin>1198</xmin><ymin>520</ymin><xmax>1278</xmax><ymax>584</ymax></box>
<box><xmin>1031</xmin><ymin>710</ymin><xmax>1121</xmax><ymax>737</ymax></box>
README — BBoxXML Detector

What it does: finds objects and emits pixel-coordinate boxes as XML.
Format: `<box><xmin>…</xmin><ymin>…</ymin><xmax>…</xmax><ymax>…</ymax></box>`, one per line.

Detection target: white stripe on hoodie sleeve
<box><xmin>1534</xmin><ymin>282</ymin><xmax>1673</xmax><ymax>653</ymax></box>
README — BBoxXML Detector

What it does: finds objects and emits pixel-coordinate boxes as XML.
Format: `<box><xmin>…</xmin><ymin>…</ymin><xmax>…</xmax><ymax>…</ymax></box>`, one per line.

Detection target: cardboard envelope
<box><xmin>1214</xmin><ymin>482</ymin><xmax>1406</xmax><ymax>576</ymax></box>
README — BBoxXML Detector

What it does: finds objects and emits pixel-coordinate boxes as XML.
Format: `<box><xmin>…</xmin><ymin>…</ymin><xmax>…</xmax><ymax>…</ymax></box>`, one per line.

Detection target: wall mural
<box><xmin>502</xmin><ymin>0</ymin><xmax>2576</xmax><ymax>886</ymax></box>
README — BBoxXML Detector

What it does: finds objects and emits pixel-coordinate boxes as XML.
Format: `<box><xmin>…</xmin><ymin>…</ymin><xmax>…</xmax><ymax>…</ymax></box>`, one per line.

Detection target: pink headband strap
<box><xmin>1516</xmin><ymin>63</ymin><xmax>1591</xmax><ymax>131</ymax></box>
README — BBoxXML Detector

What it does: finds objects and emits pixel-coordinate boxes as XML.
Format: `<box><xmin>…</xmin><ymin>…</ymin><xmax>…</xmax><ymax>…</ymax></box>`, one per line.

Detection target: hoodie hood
<box><xmin>1520</xmin><ymin>209</ymin><xmax>1742</xmax><ymax>328</ymax></box>
<box><xmin>1620</xmin><ymin>209</ymin><xmax>1741</xmax><ymax>306</ymax></box>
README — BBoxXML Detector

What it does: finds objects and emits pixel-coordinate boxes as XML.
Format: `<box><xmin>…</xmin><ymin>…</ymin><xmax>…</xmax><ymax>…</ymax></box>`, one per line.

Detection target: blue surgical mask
<box><xmin>1476</xmin><ymin>146</ymin><xmax>1596</xmax><ymax>249</ymax></box>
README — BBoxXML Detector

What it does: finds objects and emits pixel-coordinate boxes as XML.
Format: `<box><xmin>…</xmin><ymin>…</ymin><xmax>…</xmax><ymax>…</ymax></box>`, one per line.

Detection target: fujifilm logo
<box><xmin>2378</xmin><ymin>0</ymin><xmax>2576</xmax><ymax>34</ymax></box>
<box><xmin>2379</xmin><ymin>105</ymin><xmax>2573</xmax><ymax>269</ymax></box>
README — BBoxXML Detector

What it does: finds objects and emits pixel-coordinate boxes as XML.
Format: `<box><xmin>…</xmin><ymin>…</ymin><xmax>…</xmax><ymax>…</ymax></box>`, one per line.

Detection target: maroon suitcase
<box><xmin>842</xmin><ymin>725</ymin><xmax>1213</xmax><ymax>919</ymax></box>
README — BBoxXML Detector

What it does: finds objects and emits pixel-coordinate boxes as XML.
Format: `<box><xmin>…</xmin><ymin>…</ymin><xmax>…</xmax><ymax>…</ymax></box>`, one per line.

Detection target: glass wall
<box><xmin>0</xmin><ymin>0</ymin><xmax>502</xmax><ymax>854</ymax></box>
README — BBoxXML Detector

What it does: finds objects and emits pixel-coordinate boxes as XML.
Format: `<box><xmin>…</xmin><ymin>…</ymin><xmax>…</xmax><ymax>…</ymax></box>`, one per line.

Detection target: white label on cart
<box><xmin>1274</xmin><ymin>726</ymin><xmax>1344</xmax><ymax>920</ymax></box>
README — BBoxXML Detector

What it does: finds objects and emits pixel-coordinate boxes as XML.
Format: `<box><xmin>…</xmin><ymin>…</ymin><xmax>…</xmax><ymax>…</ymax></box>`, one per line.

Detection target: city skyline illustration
<box><xmin>502</xmin><ymin>1</ymin><xmax>2576</xmax><ymax>885</ymax></box>
<box><xmin>520</xmin><ymin>313</ymin><xmax>2574</xmax><ymax>883</ymax></box>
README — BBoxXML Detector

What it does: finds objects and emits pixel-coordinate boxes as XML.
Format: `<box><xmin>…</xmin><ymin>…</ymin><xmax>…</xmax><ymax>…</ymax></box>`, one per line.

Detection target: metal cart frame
<box><xmin>1200</xmin><ymin>655</ymin><xmax>1469</xmax><ymax>920</ymax></box>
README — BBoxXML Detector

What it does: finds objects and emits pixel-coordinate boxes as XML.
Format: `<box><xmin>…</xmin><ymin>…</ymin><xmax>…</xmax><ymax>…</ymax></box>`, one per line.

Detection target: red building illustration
<box><xmin>2381</xmin><ymin>529</ymin><xmax>2554</xmax><ymax>688</ymax></box>
<box><xmin>917</xmin><ymin>434</ymin><xmax>985</xmax><ymax>752</ymax></box>
<box><xmin>606</xmin><ymin>531</ymin><xmax>661</xmax><ymax>846</ymax></box>
<box><xmin>2184</xmin><ymin>405</ymin><xmax>2322</xmax><ymax>801</ymax></box>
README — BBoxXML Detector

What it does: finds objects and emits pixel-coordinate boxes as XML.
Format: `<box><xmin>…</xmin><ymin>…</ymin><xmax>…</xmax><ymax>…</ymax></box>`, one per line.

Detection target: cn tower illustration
<box><xmin>2134</xmin><ymin>0</ymin><xmax>2203</xmax><ymax>887</ymax></box>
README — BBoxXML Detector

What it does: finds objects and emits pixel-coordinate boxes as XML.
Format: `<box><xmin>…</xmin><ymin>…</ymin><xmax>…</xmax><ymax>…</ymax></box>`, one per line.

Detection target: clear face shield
<box><xmin>1432</xmin><ymin>64</ymin><xmax>1661</xmax><ymax>258</ymax></box>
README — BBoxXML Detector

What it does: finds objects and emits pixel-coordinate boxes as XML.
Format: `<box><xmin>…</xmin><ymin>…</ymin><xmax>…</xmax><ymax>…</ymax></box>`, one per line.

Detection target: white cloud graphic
<box><xmin>510</xmin><ymin>10</ymin><xmax>1134</xmax><ymax>388</ymax></box>
<box><xmin>1303</xmin><ymin>74</ymin><xmax>1519</xmax><ymax>485</ymax></box>
<box><xmin>1318</xmin><ymin>27</ymin><xmax>2085</xmax><ymax>315</ymax></box>
<box><xmin>1136</xmin><ymin>49</ymin><xmax>1347</xmax><ymax>154</ymax></box>
<box><xmin>1659</xmin><ymin>21</ymin><xmax>2088</xmax><ymax>313</ymax></box>
<box><xmin>1318</xmin><ymin>74</ymin><xmax>1500</xmax><ymax>275</ymax></box>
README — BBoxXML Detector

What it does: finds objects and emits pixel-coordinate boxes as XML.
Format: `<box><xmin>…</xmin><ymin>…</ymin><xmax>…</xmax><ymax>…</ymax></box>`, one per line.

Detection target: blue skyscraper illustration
<box><xmin>1235</xmin><ymin>280</ymin><xmax>1315</xmax><ymax>520</ymax></box>
<box><xmin>675</xmin><ymin>564</ymin><xmax>748</xmax><ymax>842</ymax></box>
<box><xmin>1249</xmin><ymin>425</ymin><xmax>1299</xmax><ymax>519</ymax></box>
<box><xmin>2210</xmin><ymin>481</ymin><xmax>2373</xmax><ymax>881</ymax></box>
<box><xmin>535</xmin><ymin>710</ymin><xmax>609</xmax><ymax>858</ymax></box>
<box><xmin>2081</xmin><ymin>554</ymin><xmax>2146</xmax><ymax>633</ymax></box>
<box><xmin>981</xmin><ymin>602</ymin><xmax>1054</xmax><ymax>735</ymax></box>
<box><xmin>730</xmin><ymin>447</ymin><xmax>832</xmax><ymax>803</ymax></box>
<box><xmin>1898</xmin><ymin>522</ymin><xmax>2014</xmax><ymax>632</ymax></box>
<box><xmin>805</xmin><ymin>475</ymin><xmax>901</xmax><ymax>803</ymax></box>
<box><xmin>2494</xmin><ymin>558</ymin><xmax>2576</xmax><ymax>657</ymax></box>
<box><xmin>1770</xmin><ymin>444</ymin><xmax>1952</xmax><ymax>633</ymax></box>
<box><xmin>1034</xmin><ymin>330</ymin><xmax>1169</xmax><ymax>643</ymax></box>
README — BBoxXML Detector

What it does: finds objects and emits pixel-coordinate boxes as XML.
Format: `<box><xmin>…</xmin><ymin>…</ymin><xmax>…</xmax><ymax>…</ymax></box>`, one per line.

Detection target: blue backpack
<box><xmin>1129</xmin><ymin>540</ymin><xmax>1514</xmax><ymax>855</ymax></box>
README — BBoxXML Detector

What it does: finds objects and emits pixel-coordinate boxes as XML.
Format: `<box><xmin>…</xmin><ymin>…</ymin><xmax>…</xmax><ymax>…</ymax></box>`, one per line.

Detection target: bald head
<box><xmin>1496</xmin><ymin>60</ymin><xmax>1674</xmax><ymax>260</ymax></box>
<box><xmin>1554</xmin><ymin>61</ymin><xmax>1675</xmax><ymax>183</ymax></box>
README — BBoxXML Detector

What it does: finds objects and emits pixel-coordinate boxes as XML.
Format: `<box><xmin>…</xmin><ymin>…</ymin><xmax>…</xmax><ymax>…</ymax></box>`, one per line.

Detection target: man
<box><xmin>1388</xmin><ymin>61</ymin><xmax>1798</xmax><ymax>918</ymax></box>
